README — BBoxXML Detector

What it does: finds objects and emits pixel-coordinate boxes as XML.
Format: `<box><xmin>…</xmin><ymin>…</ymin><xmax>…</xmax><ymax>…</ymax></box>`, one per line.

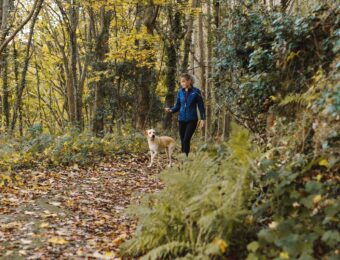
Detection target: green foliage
<box><xmin>250</xmin><ymin>153</ymin><xmax>339</xmax><ymax>259</ymax></box>
<box><xmin>215</xmin><ymin>3</ymin><xmax>339</xmax><ymax>133</ymax></box>
<box><xmin>247</xmin><ymin>56</ymin><xmax>340</xmax><ymax>259</ymax></box>
<box><xmin>121</xmin><ymin>125</ymin><xmax>260</xmax><ymax>259</ymax></box>
<box><xmin>0</xmin><ymin>129</ymin><xmax>147</xmax><ymax>187</ymax></box>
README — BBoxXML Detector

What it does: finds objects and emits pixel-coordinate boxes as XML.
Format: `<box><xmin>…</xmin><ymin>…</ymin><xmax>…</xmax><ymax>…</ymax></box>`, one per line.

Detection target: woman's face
<box><xmin>180</xmin><ymin>77</ymin><xmax>192</xmax><ymax>88</ymax></box>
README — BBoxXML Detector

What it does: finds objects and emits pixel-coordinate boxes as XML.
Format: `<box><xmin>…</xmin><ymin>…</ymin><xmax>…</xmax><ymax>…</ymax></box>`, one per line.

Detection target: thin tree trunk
<box><xmin>198</xmin><ymin>0</ymin><xmax>206</xmax><ymax>140</ymax></box>
<box><xmin>35</xmin><ymin>62</ymin><xmax>43</xmax><ymax>128</ymax></box>
<box><xmin>69</xmin><ymin>0</ymin><xmax>81</xmax><ymax>128</ymax></box>
<box><xmin>1</xmin><ymin>48</ymin><xmax>9</xmax><ymax>130</ymax></box>
<box><xmin>222</xmin><ymin>107</ymin><xmax>231</xmax><ymax>140</ymax></box>
<box><xmin>0</xmin><ymin>0</ymin><xmax>3</xmax><ymax>30</ymax></box>
<box><xmin>181</xmin><ymin>0</ymin><xmax>198</xmax><ymax>72</ymax></box>
<box><xmin>92</xmin><ymin>7</ymin><xmax>113</xmax><ymax>136</ymax></box>
<box><xmin>135</xmin><ymin>3</ymin><xmax>159</xmax><ymax>130</ymax></box>
<box><xmin>164</xmin><ymin>43</ymin><xmax>177</xmax><ymax>130</ymax></box>
<box><xmin>205</xmin><ymin>0</ymin><xmax>213</xmax><ymax>141</ymax></box>
<box><xmin>13</xmin><ymin>40</ymin><xmax>20</xmax><ymax>133</ymax></box>
<box><xmin>163</xmin><ymin>4</ymin><xmax>181</xmax><ymax>130</ymax></box>
<box><xmin>212</xmin><ymin>0</ymin><xmax>222</xmax><ymax>138</ymax></box>
<box><xmin>0</xmin><ymin>0</ymin><xmax>9</xmax><ymax>44</ymax></box>
<box><xmin>10</xmin><ymin>0</ymin><xmax>43</xmax><ymax>133</ymax></box>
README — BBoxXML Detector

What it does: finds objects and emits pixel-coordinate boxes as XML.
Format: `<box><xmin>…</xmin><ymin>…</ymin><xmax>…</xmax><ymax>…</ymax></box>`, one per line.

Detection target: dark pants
<box><xmin>179</xmin><ymin>120</ymin><xmax>198</xmax><ymax>156</ymax></box>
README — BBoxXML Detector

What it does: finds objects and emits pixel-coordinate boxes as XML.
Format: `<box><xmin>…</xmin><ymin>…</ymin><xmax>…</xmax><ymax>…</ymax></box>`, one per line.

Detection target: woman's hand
<box><xmin>165</xmin><ymin>107</ymin><xmax>172</xmax><ymax>113</ymax></box>
<box><xmin>199</xmin><ymin>120</ymin><xmax>205</xmax><ymax>129</ymax></box>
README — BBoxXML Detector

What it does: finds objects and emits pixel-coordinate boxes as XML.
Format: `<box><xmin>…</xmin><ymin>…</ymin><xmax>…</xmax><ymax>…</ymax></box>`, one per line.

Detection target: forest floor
<box><xmin>0</xmin><ymin>153</ymin><xmax>167</xmax><ymax>259</ymax></box>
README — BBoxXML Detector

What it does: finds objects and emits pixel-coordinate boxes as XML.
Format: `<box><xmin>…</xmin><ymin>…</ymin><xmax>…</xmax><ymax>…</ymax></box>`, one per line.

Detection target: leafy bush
<box><xmin>249</xmin><ymin>153</ymin><xmax>339</xmax><ymax>260</ymax></box>
<box><xmin>0</xmin><ymin>128</ymin><xmax>148</xmax><ymax>187</ymax></box>
<box><xmin>247</xmin><ymin>52</ymin><xmax>339</xmax><ymax>259</ymax></box>
<box><xmin>46</xmin><ymin>130</ymin><xmax>147</xmax><ymax>165</ymax></box>
<box><xmin>121</xmin><ymin>125</ymin><xmax>260</xmax><ymax>259</ymax></box>
<box><xmin>214</xmin><ymin>3</ymin><xmax>339</xmax><ymax>134</ymax></box>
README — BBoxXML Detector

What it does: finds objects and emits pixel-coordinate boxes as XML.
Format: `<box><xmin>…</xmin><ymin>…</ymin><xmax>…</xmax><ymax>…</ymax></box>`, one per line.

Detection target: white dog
<box><xmin>144</xmin><ymin>129</ymin><xmax>176</xmax><ymax>168</ymax></box>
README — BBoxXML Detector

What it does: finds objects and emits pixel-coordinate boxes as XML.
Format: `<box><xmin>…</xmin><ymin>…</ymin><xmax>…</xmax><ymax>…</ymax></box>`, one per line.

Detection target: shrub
<box><xmin>121</xmin><ymin>125</ymin><xmax>260</xmax><ymax>259</ymax></box>
<box><xmin>0</xmin><ymin>128</ymin><xmax>148</xmax><ymax>187</ymax></box>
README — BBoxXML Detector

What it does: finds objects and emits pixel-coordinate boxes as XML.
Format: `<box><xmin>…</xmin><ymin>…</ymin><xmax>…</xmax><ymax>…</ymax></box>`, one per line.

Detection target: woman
<box><xmin>165</xmin><ymin>73</ymin><xmax>205</xmax><ymax>156</ymax></box>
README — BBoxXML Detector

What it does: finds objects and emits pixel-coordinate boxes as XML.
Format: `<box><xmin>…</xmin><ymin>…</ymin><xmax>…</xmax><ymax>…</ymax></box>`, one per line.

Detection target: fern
<box><xmin>121</xmin><ymin>124</ymin><xmax>259</xmax><ymax>259</ymax></box>
<box><xmin>279</xmin><ymin>93</ymin><xmax>308</xmax><ymax>108</ymax></box>
<box><xmin>140</xmin><ymin>242</ymin><xmax>191</xmax><ymax>260</ymax></box>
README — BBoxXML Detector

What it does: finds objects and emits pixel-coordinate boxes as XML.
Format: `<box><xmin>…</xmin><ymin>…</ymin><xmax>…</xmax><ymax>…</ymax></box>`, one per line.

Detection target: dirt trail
<box><xmin>0</xmin><ymin>154</ymin><xmax>165</xmax><ymax>259</ymax></box>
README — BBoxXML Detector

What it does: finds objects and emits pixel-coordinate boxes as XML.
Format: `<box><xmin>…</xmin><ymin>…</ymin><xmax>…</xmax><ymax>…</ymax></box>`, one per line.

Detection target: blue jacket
<box><xmin>171</xmin><ymin>86</ymin><xmax>205</xmax><ymax>122</ymax></box>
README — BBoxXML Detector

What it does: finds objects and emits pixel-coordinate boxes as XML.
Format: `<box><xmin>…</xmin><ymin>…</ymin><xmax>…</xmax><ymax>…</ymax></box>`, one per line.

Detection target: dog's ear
<box><xmin>144</xmin><ymin>130</ymin><xmax>148</xmax><ymax>136</ymax></box>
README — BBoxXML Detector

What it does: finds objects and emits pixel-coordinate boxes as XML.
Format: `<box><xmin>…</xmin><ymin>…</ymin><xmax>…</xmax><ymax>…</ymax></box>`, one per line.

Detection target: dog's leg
<box><xmin>167</xmin><ymin>144</ymin><xmax>175</xmax><ymax>167</ymax></box>
<box><xmin>156</xmin><ymin>151</ymin><xmax>159</xmax><ymax>168</ymax></box>
<box><xmin>148</xmin><ymin>151</ymin><xmax>155</xmax><ymax>167</ymax></box>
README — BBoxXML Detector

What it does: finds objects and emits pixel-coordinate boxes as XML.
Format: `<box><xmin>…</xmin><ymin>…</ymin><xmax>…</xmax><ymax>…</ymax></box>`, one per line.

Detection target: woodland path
<box><xmin>0</xmin><ymin>153</ymin><xmax>166</xmax><ymax>259</ymax></box>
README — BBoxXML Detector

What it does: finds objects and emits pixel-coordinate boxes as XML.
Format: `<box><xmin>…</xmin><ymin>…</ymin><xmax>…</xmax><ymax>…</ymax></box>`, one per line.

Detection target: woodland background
<box><xmin>0</xmin><ymin>0</ymin><xmax>339</xmax><ymax>259</ymax></box>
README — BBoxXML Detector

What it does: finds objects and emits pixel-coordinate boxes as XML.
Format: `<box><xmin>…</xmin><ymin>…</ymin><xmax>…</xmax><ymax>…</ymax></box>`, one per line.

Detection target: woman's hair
<box><xmin>180</xmin><ymin>73</ymin><xmax>195</xmax><ymax>85</ymax></box>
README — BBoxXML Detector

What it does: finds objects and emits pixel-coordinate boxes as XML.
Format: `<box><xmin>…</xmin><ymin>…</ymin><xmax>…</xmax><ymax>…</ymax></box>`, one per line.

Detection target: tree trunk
<box><xmin>163</xmin><ymin>4</ymin><xmax>182</xmax><ymax>130</ymax></box>
<box><xmin>222</xmin><ymin>107</ymin><xmax>231</xmax><ymax>141</ymax></box>
<box><xmin>11</xmin><ymin>0</ymin><xmax>43</xmax><ymax>133</ymax></box>
<box><xmin>0</xmin><ymin>0</ymin><xmax>9</xmax><ymax>43</ymax></box>
<box><xmin>205</xmin><ymin>0</ymin><xmax>213</xmax><ymax>141</ymax></box>
<box><xmin>135</xmin><ymin>3</ymin><xmax>159</xmax><ymax>130</ymax></box>
<box><xmin>181</xmin><ymin>0</ymin><xmax>198</xmax><ymax>72</ymax></box>
<box><xmin>69</xmin><ymin>0</ymin><xmax>81</xmax><ymax>128</ymax></box>
<box><xmin>198</xmin><ymin>0</ymin><xmax>206</xmax><ymax>140</ymax></box>
<box><xmin>1</xmin><ymin>48</ymin><xmax>9</xmax><ymax>130</ymax></box>
<box><xmin>92</xmin><ymin>7</ymin><xmax>113</xmax><ymax>136</ymax></box>
<box><xmin>164</xmin><ymin>44</ymin><xmax>177</xmax><ymax>130</ymax></box>
<box><xmin>212</xmin><ymin>0</ymin><xmax>223</xmax><ymax>138</ymax></box>
<box><xmin>36</xmin><ymin>62</ymin><xmax>43</xmax><ymax>128</ymax></box>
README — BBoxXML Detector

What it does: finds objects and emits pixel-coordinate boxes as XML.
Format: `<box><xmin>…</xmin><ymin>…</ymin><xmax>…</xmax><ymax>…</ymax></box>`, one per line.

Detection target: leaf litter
<box><xmin>0</xmin><ymin>153</ymin><xmax>166</xmax><ymax>259</ymax></box>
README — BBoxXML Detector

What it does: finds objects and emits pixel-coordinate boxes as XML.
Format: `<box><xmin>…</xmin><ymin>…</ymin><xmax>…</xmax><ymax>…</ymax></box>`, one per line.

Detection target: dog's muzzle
<box><xmin>151</xmin><ymin>135</ymin><xmax>155</xmax><ymax>140</ymax></box>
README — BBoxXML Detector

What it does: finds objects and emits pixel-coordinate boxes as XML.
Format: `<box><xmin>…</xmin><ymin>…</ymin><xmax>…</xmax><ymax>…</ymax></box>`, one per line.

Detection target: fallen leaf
<box><xmin>20</xmin><ymin>239</ymin><xmax>32</xmax><ymax>245</ymax></box>
<box><xmin>112</xmin><ymin>234</ymin><xmax>128</xmax><ymax>246</ymax></box>
<box><xmin>48</xmin><ymin>237</ymin><xmax>68</xmax><ymax>245</ymax></box>
<box><xmin>319</xmin><ymin>159</ymin><xmax>329</xmax><ymax>168</ymax></box>
<box><xmin>1</xmin><ymin>221</ymin><xmax>22</xmax><ymax>230</ymax></box>
<box><xmin>40</xmin><ymin>223</ymin><xmax>49</xmax><ymax>228</ymax></box>
<box><xmin>19</xmin><ymin>250</ymin><xmax>27</xmax><ymax>256</ymax></box>
<box><xmin>313</xmin><ymin>194</ymin><xmax>322</xmax><ymax>204</ymax></box>
<box><xmin>213</xmin><ymin>238</ymin><xmax>228</xmax><ymax>253</ymax></box>
<box><xmin>24</xmin><ymin>211</ymin><xmax>35</xmax><ymax>215</ymax></box>
<box><xmin>49</xmin><ymin>201</ymin><xmax>61</xmax><ymax>207</ymax></box>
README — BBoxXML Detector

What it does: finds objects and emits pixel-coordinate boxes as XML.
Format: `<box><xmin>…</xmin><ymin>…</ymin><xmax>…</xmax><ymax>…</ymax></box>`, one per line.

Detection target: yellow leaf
<box><xmin>313</xmin><ymin>194</ymin><xmax>322</xmax><ymax>204</ymax></box>
<box><xmin>269</xmin><ymin>221</ymin><xmax>278</xmax><ymax>229</ymax></box>
<box><xmin>270</xmin><ymin>95</ymin><xmax>277</xmax><ymax>101</ymax></box>
<box><xmin>319</xmin><ymin>159</ymin><xmax>329</xmax><ymax>168</ymax></box>
<box><xmin>316</xmin><ymin>174</ymin><xmax>322</xmax><ymax>182</ymax></box>
<box><xmin>40</xmin><ymin>223</ymin><xmax>49</xmax><ymax>228</ymax></box>
<box><xmin>213</xmin><ymin>238</ymin><xmax>228</xmax><ymax>253</ymax></box>
<box><xmin>94</xmin><ymin>219</ymin><xmax>105</xmax><ymax>226</ymax></box>
<box><xmin>48</xmin><ymin>237</ymin><xmax>68</xmax><ymax>245</ymax></box>
<box><xmin>280</xmin><ymin>251</ymin><xmax>289</xmax><ymax>259</ymax></box>
<box><xmin>286</xmin><ymin>51</ymin><xmax>300</xmax><ymax>62</ymax></box>
<box><xmin>112</xmin><ymin>234</ymin><xmax>128</xmax><ymax>246</ymax></box>
<box><xmin>105</xmin><ymin>251</ymin><xmax>116</xmax><ymax>257</ymax></box>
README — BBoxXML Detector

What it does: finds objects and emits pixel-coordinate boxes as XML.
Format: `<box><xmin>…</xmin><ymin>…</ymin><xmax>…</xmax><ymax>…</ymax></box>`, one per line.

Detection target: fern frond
<box><xmin>278</xmin><ymin>93</ymin><xmax>308</xmax><ymax>108</ymax></box>
<box><xmin>140</xmin><ymin>242</ymin><xmax>191</xmax><ymax>260</ymax></box>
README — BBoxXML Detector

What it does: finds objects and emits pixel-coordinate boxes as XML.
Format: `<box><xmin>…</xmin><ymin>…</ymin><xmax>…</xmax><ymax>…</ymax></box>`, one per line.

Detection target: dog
<box><xmin>144</xmin><ymin>129</ymin><xmax>176</xmax><ymax>168</ymax></box>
